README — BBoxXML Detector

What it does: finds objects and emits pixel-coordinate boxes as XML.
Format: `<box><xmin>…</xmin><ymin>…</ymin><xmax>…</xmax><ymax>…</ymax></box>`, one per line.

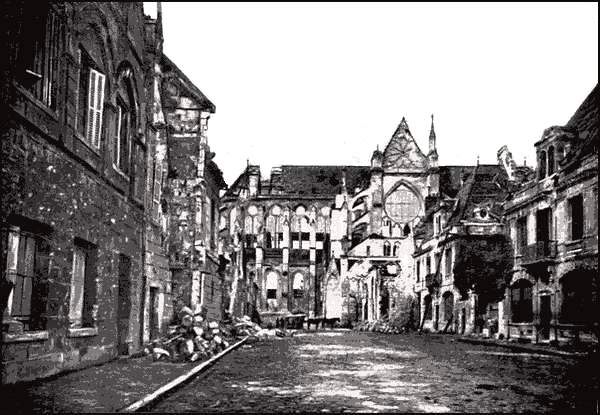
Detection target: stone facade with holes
<box><xmin>0</xmin><ymin>3</ymin><xmax>150</xmax><ymax>383</ymax></box>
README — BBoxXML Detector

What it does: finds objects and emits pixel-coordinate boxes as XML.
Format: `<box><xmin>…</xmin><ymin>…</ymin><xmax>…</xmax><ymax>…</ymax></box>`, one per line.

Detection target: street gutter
<box><xmin>118</xmin><ymin>336</ymin><xmax>248</xmax><ymax>412</ymax></box>
<box><xmin>456</xmin><ymin>337</ymin><xmax>589</xmax><ymax>357</ymax></box>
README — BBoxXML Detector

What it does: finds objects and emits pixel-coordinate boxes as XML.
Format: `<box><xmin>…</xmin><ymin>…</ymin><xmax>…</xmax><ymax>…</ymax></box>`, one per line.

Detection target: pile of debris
<box><xmin>229</xmin><ymin>315</ymin><xmax>289</xmax><ymax>340</ymax></box>
<box><xmin>143</xmin><ymin>308</ymin><xmax>290</xmax><ymax>363</ymax></box>
<box><xmin>353</xmin><ymin>319</ymin><xmax>405</xmax><ymax>335</ymax></box>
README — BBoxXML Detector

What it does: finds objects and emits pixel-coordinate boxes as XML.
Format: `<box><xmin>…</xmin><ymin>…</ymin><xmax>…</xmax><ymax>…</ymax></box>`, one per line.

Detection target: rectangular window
<box><xmin>267</xmin><ymin>289</ymin><xmax>277</xmax><ymax>299</ymax></box>
<box><xmin>2</xmin><ymin>225</ymin><xmax>51</xmax><ymax>331</ymax></box>
<box><xmin>445</xmin><ymin>248</ymin><xmax>452</xmax><ymax>278</ymax></box>
<box><xmin>114</xmin><ymin>101</ymin><xmax>130</xmax><ymax>174</ymax></box>
<box><xmin>20</xmin><ymin>7</ymin><xmax>62</xmax><ymax>109</ymax></box>
<box><xmin>69</xmin><ymin>240</ymin><xmax>96</xmax><ymax>328</ymax></box>
<box><xmin>416</xmin><ymin>259</ymin><xmax>421</xmax><ymax>282</ymax></box>
<box><xmin>426</xmin><ymin>256</ymin><xmax>431</xmax><ymax>275</ymax></box>
<box><xmin>568</xmin><ymin>195</ymin><xmax>584</xmax><ymax>240</ymax></box>
<box><xmin>516</xmin><ymin>216</ymin><xmax>528</xmax><ymax>251</ymax></box>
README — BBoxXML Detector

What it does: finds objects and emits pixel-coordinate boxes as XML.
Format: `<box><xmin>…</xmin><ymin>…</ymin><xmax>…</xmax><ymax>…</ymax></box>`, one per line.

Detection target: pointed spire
<box><xmin>428</xmin><ymin>113</ymin><xmax>438</xmax><ymax>164</ymax></box>
<box><xmin>429</xmin><ymin>114</ymin><xmax>436</xmax><ymax>142</ymax></box>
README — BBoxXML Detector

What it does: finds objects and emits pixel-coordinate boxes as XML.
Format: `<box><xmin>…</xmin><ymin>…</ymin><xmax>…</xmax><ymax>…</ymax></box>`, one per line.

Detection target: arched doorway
<box><xmin>423</xmin><ymin>294</ymin><xmax>433</xmax><ymax>322</ymax></box>
<box><xmin>442</xmin><ymin>291</ymin><xmax>454</xmax><ymax>332</ymax></box>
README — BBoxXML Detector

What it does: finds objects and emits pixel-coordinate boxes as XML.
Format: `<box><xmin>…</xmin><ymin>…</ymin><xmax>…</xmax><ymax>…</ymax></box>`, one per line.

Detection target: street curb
<box><xmin>118</xmin><ymin>336</ymin><xmax>248</xmax><ymax>412</ymax></box>
<box><xmin>455</xmin><ymin>337</ymin><xmax>588</xmax><ymax>357</ymax></box>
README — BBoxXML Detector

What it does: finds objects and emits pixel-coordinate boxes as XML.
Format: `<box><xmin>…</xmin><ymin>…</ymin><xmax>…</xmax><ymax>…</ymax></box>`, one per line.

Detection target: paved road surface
<box><xmin>148</xmin><ymin>331</ymin><xmax>598</xmax><ymax>413</ymax></box>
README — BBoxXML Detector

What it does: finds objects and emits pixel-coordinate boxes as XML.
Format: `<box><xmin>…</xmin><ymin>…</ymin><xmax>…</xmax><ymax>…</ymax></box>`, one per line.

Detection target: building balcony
<box><xmin>519</xmin><ymin>241</ymin><xmax>557</xmax><ymax>265</ymax></box>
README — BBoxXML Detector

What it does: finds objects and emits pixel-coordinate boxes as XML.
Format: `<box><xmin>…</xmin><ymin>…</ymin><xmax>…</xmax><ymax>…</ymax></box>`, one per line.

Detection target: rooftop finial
<box><xmin>477</xmin><ymin>155</ymin><xmax>480</xmax><ymax>166</ymax></box>
<box><xmin>523</xmin><ymin>156</ymin><xmax>527</xmax><ymax>166</ymax></box>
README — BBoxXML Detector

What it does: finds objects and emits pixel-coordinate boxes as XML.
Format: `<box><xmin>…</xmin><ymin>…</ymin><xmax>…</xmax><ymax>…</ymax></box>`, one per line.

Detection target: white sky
<box><xmin>144</xmin><ymin>2</ymin><xmax>598</xmax><ymax>186</ymax></box>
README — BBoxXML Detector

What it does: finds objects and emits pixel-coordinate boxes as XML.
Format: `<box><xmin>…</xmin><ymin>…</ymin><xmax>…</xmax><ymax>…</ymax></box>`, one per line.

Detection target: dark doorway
<box><xmin>117</xmin><ymin>254</ymin><xmax>131</xmax><ymax>355</ymax></box>
<box><xmin>379</xmin><ymin>284</ymin><xmax>390</xmax><ymax>318</ymax></box>
<box><xmin>434</xmin><ymin>304</ymin><xmax>439</xmax><ymax>331</ymax></box>
<box><xmin>149</xmin><ymin>287</ymin><xmax>160</xmax><ymax>340</ymax></box>
<box><xmin>539</xmin><ymin>295</ymin><xmax>552</xmax><ymax>340</ymax></box>
<box><xmin>461</xmin><ymin>308</ymin><xmax>466</xmax><ymax>334</ymax></box>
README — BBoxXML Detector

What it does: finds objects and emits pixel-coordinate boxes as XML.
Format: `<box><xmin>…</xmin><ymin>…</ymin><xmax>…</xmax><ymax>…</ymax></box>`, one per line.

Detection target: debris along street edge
<box><xmin>144</xmin><ymin>307</ymin><xmax>292</xmax><ymax>364</ymax></box>
<box><xmin>118</xmin><ymin>336</ymin><xmax>248</xmax><ymax>413</ymax></box>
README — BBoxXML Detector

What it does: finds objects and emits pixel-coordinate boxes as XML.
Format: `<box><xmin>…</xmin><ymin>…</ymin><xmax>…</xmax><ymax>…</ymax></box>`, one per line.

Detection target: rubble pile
<box><xmin>353</xmin><ymin>319</ymin><xmax>405</xmax><ymax>335</ymax></box>
<box><xmin>143</xmin><ymin>308</ymin><xmax>290</xmax><ymax>363</ymax></box>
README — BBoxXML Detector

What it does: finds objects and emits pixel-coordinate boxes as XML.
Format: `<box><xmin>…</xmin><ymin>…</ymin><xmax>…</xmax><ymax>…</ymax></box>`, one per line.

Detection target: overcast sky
<box><xmin>144</xmin><ymin>2</ymin><xmax>598</xmax><ymax>186</ymax></box>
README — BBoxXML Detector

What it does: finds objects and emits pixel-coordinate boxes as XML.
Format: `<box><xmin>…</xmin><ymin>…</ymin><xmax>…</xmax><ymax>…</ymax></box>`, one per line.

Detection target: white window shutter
<box><xmin>93</xmin><ymin>72</ymin><xmax>105</xmax><ymax>148</ymax></box>
<box><xmin>86</xmin><ymin>70</ymin><xmax>96</xmax><ymax>142</ymax></box>
<box><xmin>86</xmin><ymin>69</ymin><xmax>105</xmax><ymax>148</ymax></box>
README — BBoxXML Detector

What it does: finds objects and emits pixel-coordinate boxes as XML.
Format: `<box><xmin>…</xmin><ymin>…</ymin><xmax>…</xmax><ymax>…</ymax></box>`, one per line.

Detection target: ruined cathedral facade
<box><xmin>219</xmin><ymin>84</ymin><xmax>597</xmax><ymax>339</ymax></box>
<box><xmin>220</xmin><ymin>116</ymin><xmax>456</xmax><ymax>327</ymax></box>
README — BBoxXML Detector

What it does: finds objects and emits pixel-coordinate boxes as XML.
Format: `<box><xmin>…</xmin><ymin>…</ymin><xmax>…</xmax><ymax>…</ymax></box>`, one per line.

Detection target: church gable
<box><xmin>383</xmin><ymin>117</ymin><xmax>429</xmax><ymax>172</ymax></box>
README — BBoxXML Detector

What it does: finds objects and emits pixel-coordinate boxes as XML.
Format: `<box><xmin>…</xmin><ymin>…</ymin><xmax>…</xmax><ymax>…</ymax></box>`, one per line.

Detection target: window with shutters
<box><xmin>69</xmin><ymin>239</ymin><xmax>97</xmax><ymax>328</ymax></box>
<box><xmin>2</xmin><ymin>223</ymin><xmax>51</xmax><ymax>332</ymax></box>
<box><xmin>76</xmin><ymin>48</ymin><xmax>105</xmax><ymax>149</ymax></box>
<box><xmin>18</xmin><ymin>6</ymin><xmax>62</xmax><ymax>110</ymax></box>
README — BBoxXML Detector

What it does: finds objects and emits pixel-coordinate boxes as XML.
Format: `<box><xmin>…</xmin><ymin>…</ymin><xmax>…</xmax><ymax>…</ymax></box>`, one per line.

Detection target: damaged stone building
<box><xmin>221</xmin><ymin>116</ymin><xmax>460</xmax><ymax>327</ymax></box>
<box><xmin>161</xmin><ymin>54</ymin><xmax>227</xmax><ymax>323</ymax></box>
<box><xmin>0</xmin><ymin>1</ymin><xmax>226</xmax><ymax>384</ymax></box>
<box><xmin>220</xmin><ymin>164</ymin><xmax>370</xmax><ymax>324</ymax></box>
<box><xmin>501</xmin><ymin>84</ymin><xmax>598</xmax><ymax>344</ymax></box>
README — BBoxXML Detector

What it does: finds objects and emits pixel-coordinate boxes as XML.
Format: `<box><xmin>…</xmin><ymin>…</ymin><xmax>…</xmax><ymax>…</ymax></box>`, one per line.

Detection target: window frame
<box><xmin>568</xmin><ymin>194</ymin><xmax>584</xmax><ymax>241</ymax></box>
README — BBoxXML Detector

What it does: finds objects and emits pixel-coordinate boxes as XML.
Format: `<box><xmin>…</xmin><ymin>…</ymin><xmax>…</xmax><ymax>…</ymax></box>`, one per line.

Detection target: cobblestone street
<box><xmin>147</xmin><ymin>331</ymin><xmax>598</xmax><ymax>413</ymax></box>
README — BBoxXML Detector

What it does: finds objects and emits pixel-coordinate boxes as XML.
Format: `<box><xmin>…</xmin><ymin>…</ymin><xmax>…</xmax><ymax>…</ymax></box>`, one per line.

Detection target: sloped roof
<box><xmin>566</xmin><ymin>84</ymin><xmax>599</xmax><ymax>143</ymax></box>
<box><xmin>438</xmin><ymin>166</ymin><xmax>476</xmax><ymax>198</ymax></box>
<box><xmin>224</xmin><ymin>165</ymin><xmax>371</xmax><ymax>199</ymax></box>
<box><xmin>447</xmin><ymin>164</ymin><xmax>508</xmax><ymax>227</ymax></box>
<box><xmin>564</xmin><ymin>84</ymin><xmax>599</xmax><ymax>166</ymax></box>
<box><xmin>277</xmin><ymin>165</ymin><xmax>370</xmax><ymax>196</ymax></box>
<box><xmin>161</xmin><ymin>54</ymin><xmax>215</xmax><ymax>113</ymax></box>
